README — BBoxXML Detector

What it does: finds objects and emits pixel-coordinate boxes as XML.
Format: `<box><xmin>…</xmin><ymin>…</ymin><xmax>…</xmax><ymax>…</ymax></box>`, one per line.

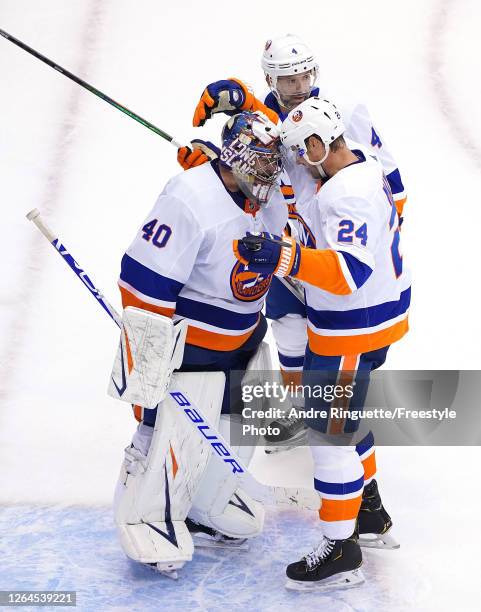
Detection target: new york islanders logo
<box><xmin>292</xmin><ymin>110</ymin><xmax>303</xmax><ymax>123</ymax></box>
<box><xmin>230</xmin><ymin>261</ymin><xmax>272</xmax><ymax>302</ymax></box>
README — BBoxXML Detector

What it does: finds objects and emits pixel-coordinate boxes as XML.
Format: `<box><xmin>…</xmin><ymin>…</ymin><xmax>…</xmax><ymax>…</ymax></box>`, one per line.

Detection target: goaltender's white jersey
<box><xmin>287</xmin><ymin>150</ymin><xmax>411</xmax><ymax>356</ymax></box>
<box><xmin>119</xmin><ymin>162</ymin><xmax>288</xmax><ymax>351</ymax></box>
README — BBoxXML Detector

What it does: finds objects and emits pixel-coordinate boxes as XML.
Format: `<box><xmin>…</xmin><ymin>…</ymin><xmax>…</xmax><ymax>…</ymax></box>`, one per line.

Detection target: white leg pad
<box><xmin>188</xmin><ymin>415</ymin><xmax>264</xmax><ymax>539</ymax></box>
<box><xmin>114</xmin><ymin>371</ymin><xmax>225</xmax><ymax>566</ymax></box>
<box><xmin>187</xmin><ymin>343</ymin><xmax>273</xmax><ymax>539</ymax></box>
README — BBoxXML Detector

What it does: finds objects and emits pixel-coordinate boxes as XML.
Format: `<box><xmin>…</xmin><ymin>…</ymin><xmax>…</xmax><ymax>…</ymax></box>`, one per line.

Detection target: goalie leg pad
<box><xmin>114</xmin><ymin>371</ymin><xmax>225</xmax><ymax>566</ymax></box>
<box><xmin>188</xmin><ymin>414</ymin><xmax>264</xmax><ymax>539</ymax></box>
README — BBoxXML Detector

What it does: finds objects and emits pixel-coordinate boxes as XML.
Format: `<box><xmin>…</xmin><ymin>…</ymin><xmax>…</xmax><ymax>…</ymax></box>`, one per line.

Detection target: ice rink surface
<box><xmin>1</xmin><ymin>1</ymin><xmax>481</xmax><ymax>610</ymax></box>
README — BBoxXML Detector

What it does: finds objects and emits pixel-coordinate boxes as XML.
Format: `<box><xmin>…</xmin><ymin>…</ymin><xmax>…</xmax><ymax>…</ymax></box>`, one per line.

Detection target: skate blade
<box><xmin>147</xmin><ymin>561</ymin><xmax>183</xmax><ymax>579</ymax></box>
<box><xmin>265</xmin><ymin>445</ymin><xmax>297</xmax><ymax>455</ymax></box>
<box><xmin>359</xmin><ymin>530</ymin><xmax>400</xmax><ymax>550</ymax></box>
<box><xmin>192</xmin><ymin>534</ymin><xmax>249</xmax><ymax>551</ymax></box>
<box><xmin>285</xmin><ymin>568</ymin><xmax>365</xmax><ymax>592</ymax></box>
<box><xmin>264</xmin><ymin>430</ymin><xmax>307</xmax><ymax>454</ymax></box>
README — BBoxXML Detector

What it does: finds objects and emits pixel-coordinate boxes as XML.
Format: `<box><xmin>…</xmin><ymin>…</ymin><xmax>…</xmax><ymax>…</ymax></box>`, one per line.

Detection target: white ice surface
<box><xmin>1</xmin><ymin>1</ymin><xmax>481</xmax><ymax>610</ymax></box>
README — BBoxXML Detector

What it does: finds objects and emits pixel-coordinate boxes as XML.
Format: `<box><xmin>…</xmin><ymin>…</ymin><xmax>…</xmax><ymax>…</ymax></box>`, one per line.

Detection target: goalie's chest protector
<box><xmin>120</xmin><ymin>163</ymin><xmax>288</xmax><ymax>351</ymax></box>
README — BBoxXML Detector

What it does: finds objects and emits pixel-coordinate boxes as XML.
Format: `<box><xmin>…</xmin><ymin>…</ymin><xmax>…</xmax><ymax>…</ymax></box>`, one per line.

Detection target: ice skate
<box><xmin>286</xmin><ymin>534</ymin><xmax>364</xmax><ymax>592</ymax></box>
<box><xmin>185</xmin><ymin>518</ymin><xmax>249</xmax><ymax>551</ymax></box>
<box><xmin>146</xmin><ymin>560</ymin><xmax>184</xmax><ymax>580</ymax></box>
<box><xmin>357</xmin><ymin>479</ymin><xmax>400</xmax><ymax>549</ymax></box>
<box><xmin>264</xmin><ymin>414</ymin><xmax>307</xmax><ymax>454</ymax></box>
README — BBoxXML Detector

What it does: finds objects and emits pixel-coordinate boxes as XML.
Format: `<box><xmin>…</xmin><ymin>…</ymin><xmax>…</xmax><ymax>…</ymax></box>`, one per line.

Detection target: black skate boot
<box><xmin>286</xmin><ymin>534</ymin><xmax>364</xmax><ymax>592</ymax></box>
<box><xmin>264</xmin><ymin>415</ymin><xmax>307</xmax><ymax>454</ymax></box>
<box><xmin>185</xmin><ymin>517</ymin><xmax>249</xmax><ymax>551</ymax></box>
<box><xmin>357</xmin><ymin>479</ymin><xmax>399</xmax><ymax>549</ymax></box>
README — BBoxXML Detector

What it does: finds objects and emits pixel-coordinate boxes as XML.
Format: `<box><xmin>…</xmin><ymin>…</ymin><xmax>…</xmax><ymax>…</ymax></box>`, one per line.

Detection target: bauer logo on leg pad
<box><xmin>170</xmin><ymin>390</ymin><xmax>245</xmax><ymax>475</ymax></box>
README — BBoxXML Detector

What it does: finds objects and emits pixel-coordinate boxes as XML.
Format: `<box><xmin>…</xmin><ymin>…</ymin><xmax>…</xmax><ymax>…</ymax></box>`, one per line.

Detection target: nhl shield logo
<box><xmin>292</xmin><ymin>110</ymin><xmax>303</xmax><ymax>123</ymax></box>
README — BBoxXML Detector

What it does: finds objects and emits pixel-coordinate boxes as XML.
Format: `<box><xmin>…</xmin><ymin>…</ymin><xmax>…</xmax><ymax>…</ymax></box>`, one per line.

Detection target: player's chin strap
<box><xmin>302</xmin><ymin>144</ymin><xmax>329</xmax><ymax>179</ymax></box>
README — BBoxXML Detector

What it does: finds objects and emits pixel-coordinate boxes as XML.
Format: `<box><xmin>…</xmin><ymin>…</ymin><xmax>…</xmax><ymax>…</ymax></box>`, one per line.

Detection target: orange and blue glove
<box><xmin>177</xmin><ymin>139</ymin><xmax>220</xmax><ymax>170</ymax></box>
<box><xmin>193</xmin><ymin>78</ymin><xmax>255</xmax><ymax>127</ymax></box>
<box><xmin>233</xmin><ymin>232</ymin><xmax>301</xmax><ymax>277</ymax></box>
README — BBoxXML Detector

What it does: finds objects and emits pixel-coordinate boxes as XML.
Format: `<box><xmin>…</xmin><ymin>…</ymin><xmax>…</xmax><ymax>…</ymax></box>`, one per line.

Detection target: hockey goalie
<box><xmin>108</xmin><ymin>110</ymin><xmax>287</xmax><ymax>578</ymax></box>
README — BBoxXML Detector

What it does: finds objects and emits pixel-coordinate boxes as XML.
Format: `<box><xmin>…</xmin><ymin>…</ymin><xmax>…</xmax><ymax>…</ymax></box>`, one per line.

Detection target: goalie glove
<box><xmin>233</xmin><ymin>232</ymin><xmax>301</xmax><ymax>277</ymax></box>
<box><xmin>177</xmin><ymin>139</ymin><xmax>220</xmax><ymax>170</ymax></box>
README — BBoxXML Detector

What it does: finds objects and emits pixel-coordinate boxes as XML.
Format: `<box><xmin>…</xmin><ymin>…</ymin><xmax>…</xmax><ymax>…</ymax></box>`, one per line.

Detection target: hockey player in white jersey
<box><xmin>175</xmin><ymin>35</ymin><xmax>404</xmax><ymax>551</ymax></box>
<box><xmin>178</xmin><ymin>34</ymin><xmax>406</xmax><ymax>458</ymax></box>
<box><xmin>233</xmin><ymin>98</ymin><xmax>410</xmax><ymax>590</ymax></box>
<box><xmin>111</xmin><ymin>111</ymin><xmax>287</xmax><ymax>576</ymax></box>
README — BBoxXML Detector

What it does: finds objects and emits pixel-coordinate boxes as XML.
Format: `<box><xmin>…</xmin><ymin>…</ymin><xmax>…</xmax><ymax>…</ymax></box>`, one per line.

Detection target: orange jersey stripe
<box><xmin>319</xmin><ymin>495</ymin><xmax>362</xmax><ymax>522</ymax></box>
<box><xmin>281</xmin><ymin>185</ymin><xmax>294</xmax><ymax>196</ymax></box>
<box><xmin>394</xmin><ymin>196</ymin><xmax>407</xmax><ymax>217</ymax></box>
<box><xmin>308</xmin><ymin>317</ymin><xmax>409</xmax><ymax>356</ymax></box>
<box><xmin>186</xmin><ymin>324</ymin><xmax>256</xmax><ymax>352</ymax></box>
<box><xmin>362</xmin><ymin>451</ymin><xmax>377</xmax><ymax>482</ymax></box>
<box><xmin>119</xmin><ymin>285</ymin><xmax>175</xmax><ymax>318</ymax></box>
<box><xmin>295</xmin><ymin>248</ymin><xmax>352</xmax><ymax>295</ymax></box>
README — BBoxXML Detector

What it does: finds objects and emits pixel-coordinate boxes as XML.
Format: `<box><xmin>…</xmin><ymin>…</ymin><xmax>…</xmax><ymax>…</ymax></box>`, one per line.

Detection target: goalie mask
<box><xmin>261</xmin><ymin>34</ymin><xmax>319</xmax><ymax>111</ymax></box>
<box><xmin>220</xmin><ymin>111</ymin><xmax>282</xmax><ymax>207</ymax></box>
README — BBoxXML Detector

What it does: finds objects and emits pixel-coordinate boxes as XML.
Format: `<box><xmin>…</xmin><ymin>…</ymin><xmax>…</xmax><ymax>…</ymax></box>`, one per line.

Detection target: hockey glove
<box><xmin>193</xmin><ymin>78</ymin><xmax>256</xmax><ymax>127</ymax></box>
<box><xmin>177</xmin><ymin>139</ymin><xmax>220</xmax><ymax>170</ymax></box>
<box><xmin>233</xmin><ymin>232</ymin><xmax>301</xmax><ymax>277</ymax></box>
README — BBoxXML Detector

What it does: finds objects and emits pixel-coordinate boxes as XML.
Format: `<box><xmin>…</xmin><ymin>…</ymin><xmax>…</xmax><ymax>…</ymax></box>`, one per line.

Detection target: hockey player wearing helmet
<box><xmin>234</xmin><ymin>98</ymin><xmax>410</xmax><ymax>591</ymax></box>
<box><xmin>261</xmin><ymin>34</ymin><xmax>319</xmax><ymax>112</ymax></box>
<box><xmin>113</xmin><ymin>111</ymin><xmax>287</xmax><ymax>576</ymax></box>
<box><xmin>177</xmin><ymin>35</ymin><xmax>404</xmax><ymax>559</ymax></box>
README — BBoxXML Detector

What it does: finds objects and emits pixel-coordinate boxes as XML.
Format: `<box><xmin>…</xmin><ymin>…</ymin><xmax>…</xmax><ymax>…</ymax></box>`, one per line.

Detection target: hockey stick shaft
<box><xmin>26</xmin><ymin>209</ymin><xmax>318</xmax><ymax>511</ymax></box>
<box><xmin>0</xmin><ymin>28</ymin><xmax>183</xmax><ymax>148</ymax></box>
<box><xmin>278</xmin><ymin>277</ymin><xmax>305</xmax><ymax>305</ymax></box>
<box><xmin>26</xmin><ymin>208</ymin><xmax>123</xmax><ymax>328</ymax></box>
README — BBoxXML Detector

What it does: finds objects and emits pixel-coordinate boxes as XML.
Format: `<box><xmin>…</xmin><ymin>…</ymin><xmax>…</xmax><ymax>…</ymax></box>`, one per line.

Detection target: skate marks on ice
<box><xmin>0</xmin><ymin>506</ymin><xmax>427</xmax><ymax>612</ymax></box>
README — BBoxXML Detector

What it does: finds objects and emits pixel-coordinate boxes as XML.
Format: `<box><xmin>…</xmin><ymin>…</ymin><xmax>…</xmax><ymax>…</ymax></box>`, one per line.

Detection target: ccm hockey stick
<box><xmin>0</xmin><ymin>28</ymin><xmax>183</xmax><ymax>148</ymax></box>
<box><xmin>26</xmin><ymin>208</ymin><xmax>319</xmax><ymax>511</ymax></box>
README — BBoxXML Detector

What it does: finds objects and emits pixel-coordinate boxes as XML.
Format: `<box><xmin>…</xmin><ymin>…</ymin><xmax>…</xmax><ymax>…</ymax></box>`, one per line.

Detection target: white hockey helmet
<box><xmin>261</xmin><ymin>34</ymin><xmax>318</xmax><ymax>109</ymax></box>
<box><xmin>280</xmin><ymin>97</ymin><xmax>345</xmax><ymax>166</ymax></box>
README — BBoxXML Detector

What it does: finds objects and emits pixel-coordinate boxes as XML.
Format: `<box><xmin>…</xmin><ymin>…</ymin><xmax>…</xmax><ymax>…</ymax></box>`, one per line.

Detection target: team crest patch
<box><xmin>292</xmin><ymin>110</ymin><xmax>303</xmax><ymax>122</ymax></box>
<box><xmin>230</xmin><ymin>261</ymin><xmax>272</xmax><ymax>302</ymax></box>
<box><xmin>265</xmin><ymin>39</ymin><xmax>272</xmax><ymax>51</ymax></box>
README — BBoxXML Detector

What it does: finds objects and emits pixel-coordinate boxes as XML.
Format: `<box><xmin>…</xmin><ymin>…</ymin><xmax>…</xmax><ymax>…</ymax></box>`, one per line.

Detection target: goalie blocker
<box><xmin>110</xmin><ymin>308</ymin><xmax>266</xmax><ymax>576</ymax></box>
